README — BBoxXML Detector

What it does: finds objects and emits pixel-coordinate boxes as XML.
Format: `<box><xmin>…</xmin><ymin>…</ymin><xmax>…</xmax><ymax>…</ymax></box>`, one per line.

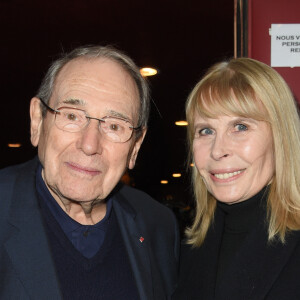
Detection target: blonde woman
<box><xmin>173</xmin><ymin>58</ymin><xmax>300</xmax><ymax>299</ymax></box>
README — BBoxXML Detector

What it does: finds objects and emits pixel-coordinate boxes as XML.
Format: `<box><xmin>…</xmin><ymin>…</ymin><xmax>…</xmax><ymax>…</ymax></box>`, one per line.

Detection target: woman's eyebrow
<box><xmin>194</xmin><ymin>121</ymin><xmax>211</xmax><ymax>127</ymax></box>
<box><xmin>228</xmin><ymin>117</ymin><xmax>258</xmax><ymax>125</ymax></box>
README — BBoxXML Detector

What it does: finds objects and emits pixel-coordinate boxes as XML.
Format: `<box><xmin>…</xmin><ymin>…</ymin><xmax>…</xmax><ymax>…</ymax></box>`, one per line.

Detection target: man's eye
<box><xmin>66</xmin><ymin>113</ymin><xmax>78</xmax><ymax>121</ymax></box>
<box><xmin>109</xmin><ymin>123</ymin><xmax>122</xmax><ymax>131</ymax></box>
<box><xmin>235</xmin><ymin>124</ymin><xmax>248</xmax><ymax>131</ymax></box>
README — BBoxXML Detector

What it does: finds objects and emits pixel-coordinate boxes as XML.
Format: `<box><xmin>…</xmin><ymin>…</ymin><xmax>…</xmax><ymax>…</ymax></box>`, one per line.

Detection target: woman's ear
<box><xmin>30</xmin><ymin>97</ymin><xmax>43</xmax><ymax>147</ymax></box>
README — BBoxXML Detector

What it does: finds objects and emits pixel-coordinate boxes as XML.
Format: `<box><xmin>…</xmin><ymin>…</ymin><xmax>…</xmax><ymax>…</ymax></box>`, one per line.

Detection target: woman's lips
<box><xmin>210</xmin><ymin>169</ymin><xmax>245</xmax><ymax>182</ymax></box>
<box><xmin>66</xmin><ymin>162</ymin><xmax>101</xmax><ymax>176</ymax></box>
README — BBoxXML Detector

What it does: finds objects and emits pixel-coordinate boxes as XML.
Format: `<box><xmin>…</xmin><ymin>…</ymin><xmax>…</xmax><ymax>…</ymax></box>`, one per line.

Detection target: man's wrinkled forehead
<box><xmin>50</xmin><ymin>57</ymin><xmax>140</xmax><ymax>115</ymax></box>
<box><xmin>54</xmin><ymin>57</ymin><xmax>135</xmax><ymax>91</ymax></box>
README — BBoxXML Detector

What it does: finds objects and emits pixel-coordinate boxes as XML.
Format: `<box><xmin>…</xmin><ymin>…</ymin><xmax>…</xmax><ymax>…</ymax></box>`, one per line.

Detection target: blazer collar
<box><xmin>112</xmin><ymin>187</ymin><xmax>156</xmax><ymax>300</ymax></box>
<box><xmin>5</xmin><ymin>158</ymin><xmax>62</xmax><ymax>299</ymax></box>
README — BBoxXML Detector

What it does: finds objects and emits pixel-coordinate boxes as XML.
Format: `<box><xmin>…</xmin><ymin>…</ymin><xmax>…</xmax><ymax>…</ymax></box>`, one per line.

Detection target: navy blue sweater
<box><xmin>39</xmin><ymin>198</ymin><xmax>139</xmax><ymax>300</ymax></box>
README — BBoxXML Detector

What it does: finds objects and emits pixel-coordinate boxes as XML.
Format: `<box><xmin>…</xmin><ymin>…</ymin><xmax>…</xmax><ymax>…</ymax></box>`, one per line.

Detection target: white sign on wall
<box><xmin>269</xmin><ymin>24</ymin><xmax>300</xmax><ymax>67</ymax></box>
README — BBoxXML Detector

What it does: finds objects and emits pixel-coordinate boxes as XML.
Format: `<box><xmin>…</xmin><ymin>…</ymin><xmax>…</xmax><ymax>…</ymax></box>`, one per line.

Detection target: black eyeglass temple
<box><xmin>39</xmin><ymin>98</ymin><xmax>59</xmax><ymax>113</ymax></box>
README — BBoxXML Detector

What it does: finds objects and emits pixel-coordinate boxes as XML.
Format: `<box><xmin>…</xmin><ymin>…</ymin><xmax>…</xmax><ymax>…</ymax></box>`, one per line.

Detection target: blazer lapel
<box><xmin>4</xmin><ymin>159</ymin><xmax>62</xmax><ymax>299</ymax></box>
<box><xmin>113</xmin><ymin>191</ymin><xmax>154</xmax><ymax>300</ymax></box>
<box><xmin>216</xmin><ymin>211</ymin><xmax>300</xmax><ymax>300</ymax></box>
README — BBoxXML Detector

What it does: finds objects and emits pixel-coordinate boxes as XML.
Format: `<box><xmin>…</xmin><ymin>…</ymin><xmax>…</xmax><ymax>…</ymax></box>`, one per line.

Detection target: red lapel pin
<box><xmin>139</xmin><ymin>236</ymin><xmax>144</xmax><ymax>243</ymax></box>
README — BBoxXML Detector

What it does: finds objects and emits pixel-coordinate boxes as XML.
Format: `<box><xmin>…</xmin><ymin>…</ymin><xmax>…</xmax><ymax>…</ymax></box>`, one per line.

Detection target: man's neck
<box><xmin>55</xmin><ymin>197</ymin><xmax>107</xmax><ymax>225</ymax></box>
<box><xmin>41</xmin><ymin>168</ymin><xmax>107</xmax><ymax>225</ymax></box>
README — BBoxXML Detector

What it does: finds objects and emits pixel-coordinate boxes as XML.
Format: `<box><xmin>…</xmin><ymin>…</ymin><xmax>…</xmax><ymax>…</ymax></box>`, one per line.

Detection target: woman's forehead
<box><xmin>193</xmin><ymin>88</ymin><xmax>267</xmax><ymax>120</ymax></box>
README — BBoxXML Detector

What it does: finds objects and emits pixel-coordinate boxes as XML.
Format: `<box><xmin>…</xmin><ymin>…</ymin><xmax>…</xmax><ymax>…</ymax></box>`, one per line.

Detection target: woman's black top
<box><xmin>216</xmin><ymin>187</ymin><xmax>267</xmax><ymax>285</ymax></box>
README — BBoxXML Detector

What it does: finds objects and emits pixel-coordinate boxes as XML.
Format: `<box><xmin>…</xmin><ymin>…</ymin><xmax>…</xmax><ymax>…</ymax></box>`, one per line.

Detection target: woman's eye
<box><xmin>235</xmin><ymin>123</ymin><xmax>248</xmax><ymax>131</ymax></box>
<box><xmin>198</xmin><ymin>128</ymin><xmax>214</xmax><ymax>136</ymax></box>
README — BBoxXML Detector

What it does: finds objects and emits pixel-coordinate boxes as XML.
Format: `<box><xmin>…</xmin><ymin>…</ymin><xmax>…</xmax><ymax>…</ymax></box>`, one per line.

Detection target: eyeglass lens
<box><xmin>55</xmin><ymin>107</ymin><xmax>133</xmax><ymax>143</ymax></box>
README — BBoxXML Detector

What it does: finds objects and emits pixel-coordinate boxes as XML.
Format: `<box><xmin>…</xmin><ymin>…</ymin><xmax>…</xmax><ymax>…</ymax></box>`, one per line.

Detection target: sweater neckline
<box><xmin>217</xmin><ymin>186</ymin><xmax>268</xmax><ymax>233</ymax></box>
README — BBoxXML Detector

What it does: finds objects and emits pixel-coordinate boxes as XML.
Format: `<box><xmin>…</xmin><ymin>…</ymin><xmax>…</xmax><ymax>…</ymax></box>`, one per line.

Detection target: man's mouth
<box><xmin>66</xmin><ymin>162</ymin><xmax>101</xmax><ymax>176</ymax></box>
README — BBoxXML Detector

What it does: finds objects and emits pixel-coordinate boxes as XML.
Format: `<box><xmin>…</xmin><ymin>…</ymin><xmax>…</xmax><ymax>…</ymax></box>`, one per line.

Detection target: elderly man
<box><xmin>0</xmin><ymin>46</ymin><xmax>179</xmax><ymax>300</ymax></box>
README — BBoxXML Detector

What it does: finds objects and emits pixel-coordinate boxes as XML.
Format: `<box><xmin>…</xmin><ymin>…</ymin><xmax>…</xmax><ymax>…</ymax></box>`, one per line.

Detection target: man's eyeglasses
<box><xmin>39</xmin><ymin>99</ymin><xmax>141</xmax><ymax>143</ymax></box>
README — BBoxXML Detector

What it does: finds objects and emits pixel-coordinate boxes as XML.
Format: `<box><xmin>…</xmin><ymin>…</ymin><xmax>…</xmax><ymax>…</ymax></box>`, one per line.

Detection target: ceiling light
<box><xmin>160</xmin><ymin>180</ymin><xmax>168</xmax><ymax>184</ymax></box>
<box><xmin>172</xmin><ymin>173</ymin><xmax>181</xmax><ymax>178</ymax></box>
<box><xmin>175</xmin><ymin>121</ymin><xmax>188</xmax><ymax>126</ymax></box>
<box><xmin>140</xmin><ymin>67</ymin><xmax>158</xmax><ymax>77</ymax></box>
<box><xmin>8</xmin><ymin>143</ymin><xmax>22</xmax><ymax>148</ymax></box>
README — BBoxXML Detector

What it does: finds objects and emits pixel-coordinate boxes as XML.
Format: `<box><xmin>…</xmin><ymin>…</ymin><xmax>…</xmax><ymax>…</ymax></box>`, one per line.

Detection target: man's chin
<box><xmin>61</xmin><ymin>192</ymin><xmax>105</xmax><ymax>204</ymax></box>
<box><xmin>50</xmin><ymin>184</ymin><xmax>104</xmax><ymax>204</ymax></box>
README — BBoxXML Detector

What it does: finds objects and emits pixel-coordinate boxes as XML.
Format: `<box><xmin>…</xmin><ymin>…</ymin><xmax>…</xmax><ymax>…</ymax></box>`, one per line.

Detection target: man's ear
<box><xmin>128</xmin><ymin>128</ymin><xmax>147</xmax><ymax>169</ymax></box>
<box><xmin>30</xmin><ymin>97</ymin><xmax>43</xmax><ymax>147</ymax></box>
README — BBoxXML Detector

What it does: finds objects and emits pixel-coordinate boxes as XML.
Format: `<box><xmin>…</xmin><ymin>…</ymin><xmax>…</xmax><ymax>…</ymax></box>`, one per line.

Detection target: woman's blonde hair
<box><xmin>186</xmin><ymin>57</ymin><xmax>300</xmax><ymax>247</ymax></box>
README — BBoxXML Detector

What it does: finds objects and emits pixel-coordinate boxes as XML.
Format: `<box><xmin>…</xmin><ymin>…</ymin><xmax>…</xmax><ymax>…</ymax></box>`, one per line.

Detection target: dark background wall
<box><xmin>0</xmin><ymin>0</ymin><xmax>234</xmax><ymax>226</ymax></box>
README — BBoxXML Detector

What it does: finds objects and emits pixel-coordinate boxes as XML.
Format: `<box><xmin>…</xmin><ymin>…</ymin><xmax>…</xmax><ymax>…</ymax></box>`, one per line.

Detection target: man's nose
<box><xmin>210</xmin><ymin>133</ymin><xmax>232</xmax><ymax>160</ymax></box>
<box><xmin>76</xmin><ymin>120</ymin><xmax>103</xmax><ymax>155</ymax></box>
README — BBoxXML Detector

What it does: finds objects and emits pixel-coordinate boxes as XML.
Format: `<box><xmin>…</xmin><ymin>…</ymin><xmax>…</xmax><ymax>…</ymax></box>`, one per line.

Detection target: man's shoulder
<box><xmin>118</xmin><ymin>184</ymin><xmax>168</xmax><ymax>211</ymax></box>
<box><xmin>0</xmin><ymin>158</ymin><xmax>38</xmax><ymax>178</ymax></box>
<box><xmin>0</xmin><ymin>159</ymin><xmax>36</xmax><ymax>225</ymax></box>
<box><xmin>117</xmin><ymin>184</ymin><xmax>177</xmax><ymax>224</ymax></box>
<box><xmin>116</xmin><ymin>184</ymin><xmax>180</xmax><ymax>260</ymax></box>
<box><xmin>0</xmin><ymin>158</ymin><xmax>38</xmax><ymax>193</ymax></box>
<box><xmin>118</xmin><ymin>184</ymin><xmax>153</xmax><ymax>201</ymax></box>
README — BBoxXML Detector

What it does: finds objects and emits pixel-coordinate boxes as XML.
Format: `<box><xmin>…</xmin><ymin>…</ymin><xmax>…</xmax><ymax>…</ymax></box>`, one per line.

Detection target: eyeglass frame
<box><xmin>38</xmin><ymin>98</ymin><xmax>142</xmax><ymax>143</ymax></box>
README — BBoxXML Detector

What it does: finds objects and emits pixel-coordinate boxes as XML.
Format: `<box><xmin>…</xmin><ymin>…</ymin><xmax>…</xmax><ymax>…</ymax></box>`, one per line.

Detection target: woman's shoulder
<box><xmin>172</xmin><ymin>241</ymin><xmax>208</xmax><ymax>299</ymax></box>
<box><xmin>179</xmin><ymin>241</ymin><xmax>204</xmax><ymax>269</ymax></box>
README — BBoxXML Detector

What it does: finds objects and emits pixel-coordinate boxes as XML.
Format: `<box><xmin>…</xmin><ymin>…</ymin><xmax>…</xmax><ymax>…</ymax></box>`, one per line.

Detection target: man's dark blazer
<box><xmin>173</xmin><ymin>205</ymin><xmax>300</xmax><ymax>300</ymax></box>
<box><xmin>0</xmin><ymin>158</ymin><xmax>179</xmax><ymax>300</ymax></box>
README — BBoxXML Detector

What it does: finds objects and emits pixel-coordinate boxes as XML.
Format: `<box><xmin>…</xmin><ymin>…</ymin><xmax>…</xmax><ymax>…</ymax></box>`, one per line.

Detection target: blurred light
<box><xmin>166</xmin><ymin>194</ymin><xmax>173</xmax><ymax>200</ymax></box>
<box><xmin>190</xmin><ymin>163</ymin><xmax>194</xmax><ymax>167</ymax></box>
<box><xmin>175</xmin><ymin>121</ymin><xmax>188</xmax><ymax>126</ymax></box>
<box><xmin>140</xmin><ymin>67</ymin><xmax>158</xmax><ymax>77</ymax></box>
<box><xmin>172</xmin><ymin>173</ymin><xmax>181</xmax><ymax>178</ymax></box>
<box><xmin>8</xmin><ymin>143</ymin><xmax>22</xmax><ymax>148</ymax></box>
<box><xmin>160</xmin><ymin>180</ymin><xmax>168</xmax><ymax>184</ymax></box>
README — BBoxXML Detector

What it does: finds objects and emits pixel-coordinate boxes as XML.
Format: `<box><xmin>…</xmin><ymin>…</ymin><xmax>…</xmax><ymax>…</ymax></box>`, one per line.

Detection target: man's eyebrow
<box><xmin>58</xmin><ymin>100</ymin><xmax>133</xmax><ymax>123</ymax></box>
<box><xmin>60</xmin><ymin>98</ymin><xmax>85</xmax><ymax>106</ymax></box>
<box><xmin>107</xmin><ymin>110</ymin><xmax>132</xmax><ymax>122</ymax></box>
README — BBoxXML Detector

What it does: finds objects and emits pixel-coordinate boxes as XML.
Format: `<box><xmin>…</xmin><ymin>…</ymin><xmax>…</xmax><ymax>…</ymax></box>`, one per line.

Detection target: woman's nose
<box><xmin>210</xmin><ymin>133</ymin><xmax>232</xmax><ymax>160</ymax></box>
